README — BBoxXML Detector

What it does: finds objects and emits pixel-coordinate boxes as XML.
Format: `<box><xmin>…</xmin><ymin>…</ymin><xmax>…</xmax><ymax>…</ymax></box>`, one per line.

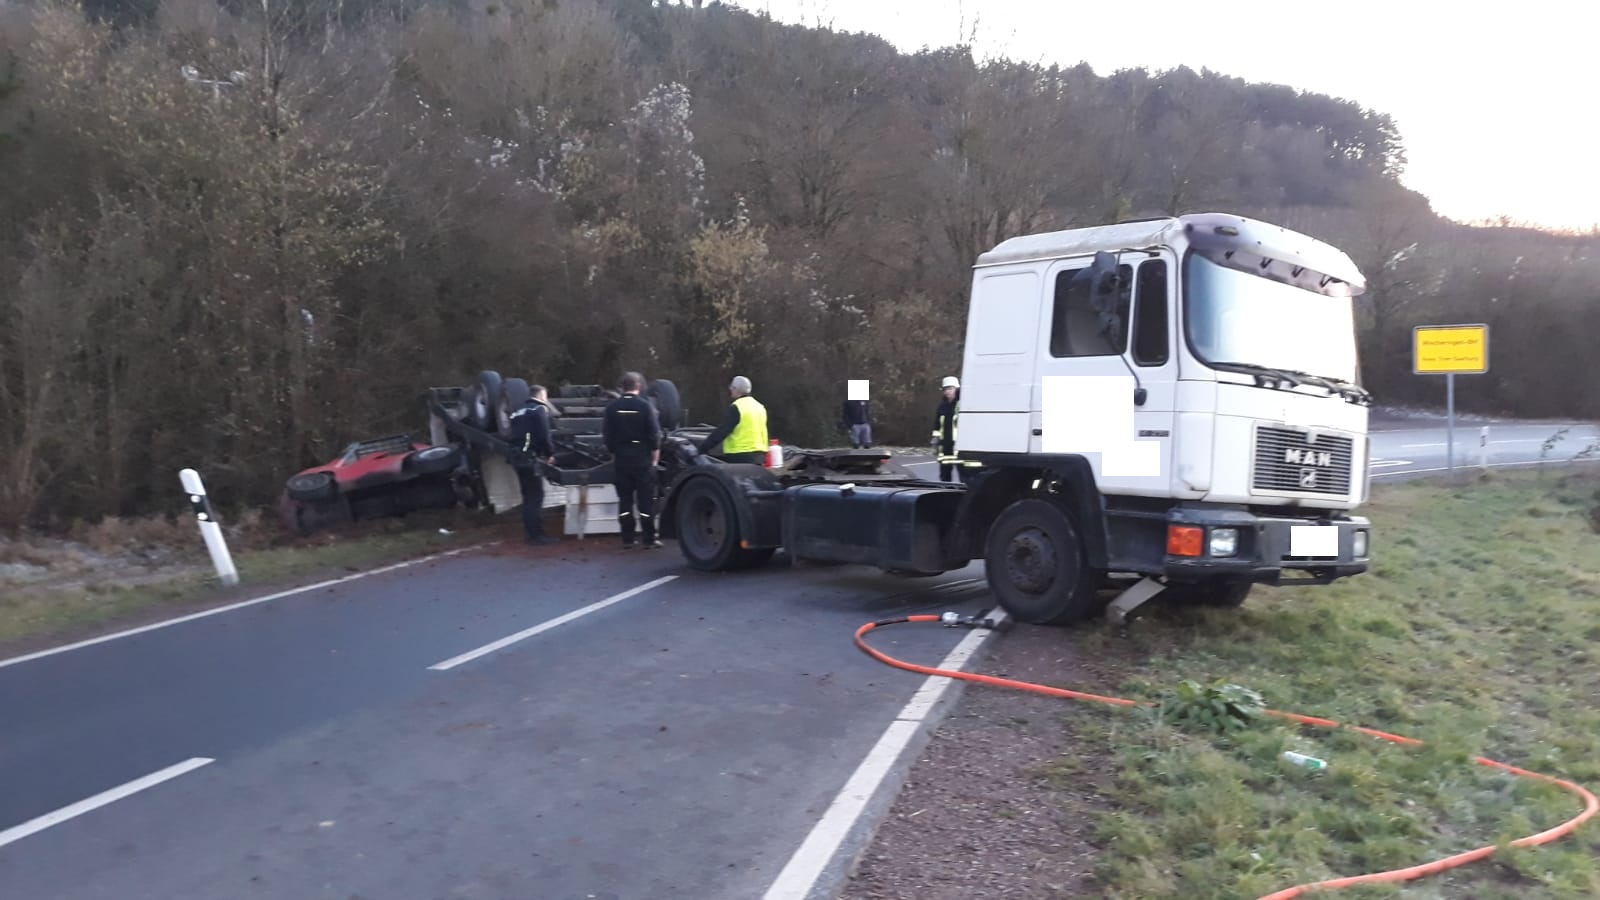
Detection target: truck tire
<box><xmin>674</xmin><ymin>478</ymin><xmax>771</xmax><ymax>571</ymax></box>
<box><xmin>285</xmin><ymin>471</ymin><xmax>337</xmax><ymax>503</ymax></box>
<box><xmin>470</xmin><ymin>370</ymin><xmax>502</xmax><ymax>431</ymax></box>
<box><xmin>983</xmin><ymin>498</ymin><xmax>1104</xmax><ymax>625</ymax></box>
<box><xmin>1167</xmin><ymin>579</ymin><xmax>1252</xmax><ymax>608</ymax></box>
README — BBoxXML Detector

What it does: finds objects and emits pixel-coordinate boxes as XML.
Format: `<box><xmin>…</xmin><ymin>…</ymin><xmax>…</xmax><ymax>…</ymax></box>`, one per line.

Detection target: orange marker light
<box><xmin>1167</xmin><ymin>525</ymin><xmax>1204</xmax><ymax>557</ymax></box>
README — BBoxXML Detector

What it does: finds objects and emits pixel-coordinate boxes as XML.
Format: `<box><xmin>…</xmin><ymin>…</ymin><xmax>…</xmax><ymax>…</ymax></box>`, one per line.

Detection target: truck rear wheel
<box><xmin>984</xmin><ymin>498</ymin><xmax>1104</xmax><ymax>625</ymax></box>
<box><xmin>674</xmin><ymin>478</ymin><xmax>771</xmax><ymax>571</ymax></box>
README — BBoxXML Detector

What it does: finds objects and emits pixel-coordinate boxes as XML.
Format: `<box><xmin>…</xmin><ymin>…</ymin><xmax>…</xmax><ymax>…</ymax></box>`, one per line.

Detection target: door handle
<box><xmin>1032</xmin><ymin>428</ymin><xmax>1043</xmax><ymax>436</ymax></box>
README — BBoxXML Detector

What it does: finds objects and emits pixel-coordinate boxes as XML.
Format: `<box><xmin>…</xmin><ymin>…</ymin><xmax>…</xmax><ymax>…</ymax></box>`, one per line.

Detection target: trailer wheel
<box><xmin>498</xmin><ymin>378</ymin><xmax>531</xmax><ymax>433</ymax></box>
<box><xmin>983</xmin><ymin>498</ymin><xmax>1104</xmax><ymax>625</ymax></box>
<box><xmin>469</xmin><ymin>370</ymin><xmax>503</xmax><ymax>431</ymax></box>
<box><xmin>1167</xmin><ymin>579</ymin><xmax>1252</xmax><ymax>608</ymax></box>
<box><xmin>645</xmin><ymin>378</ymin><xmax>682</xmax><ymax>431</ymax></box>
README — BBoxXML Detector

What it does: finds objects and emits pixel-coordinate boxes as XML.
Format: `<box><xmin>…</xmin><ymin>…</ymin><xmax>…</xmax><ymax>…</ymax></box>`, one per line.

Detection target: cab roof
<box><xmin>974</xmin><ymin>212</ymin><xmax>1366</xmax><ymax>295</ymax></box>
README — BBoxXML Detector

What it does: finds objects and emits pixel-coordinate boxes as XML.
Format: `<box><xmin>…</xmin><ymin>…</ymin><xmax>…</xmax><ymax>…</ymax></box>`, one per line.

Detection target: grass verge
<box><xmin>0</xmin><ymin>507</ymin><xmax>508</xmax><ymax>653</ymax></box>
<box><xmin>1063</xmin><ymin>469</ymin><xmax>1600</xmax><ymax>898</ymax></box>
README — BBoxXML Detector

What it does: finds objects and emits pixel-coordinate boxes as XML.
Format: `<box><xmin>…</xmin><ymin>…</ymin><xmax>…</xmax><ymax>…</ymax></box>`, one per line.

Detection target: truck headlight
<box><xmin>1353</xmin><ymin>529</ymin><xmax>1368</xmax><ymax>558</ymax></box>
<box><xmin>1209</xmin><ymin>527</ymin><xmax>1238</xmax><ymax>557</ymax></box>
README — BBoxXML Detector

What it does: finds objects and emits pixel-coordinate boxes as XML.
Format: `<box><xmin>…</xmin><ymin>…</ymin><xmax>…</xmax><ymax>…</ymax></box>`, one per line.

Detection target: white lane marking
<box><xmin>1373</xmin><ymin>458</ymin><xmax>1600</xmax><ymax>478</ymax></box>
<box><xmin>1400</xmin><ymin>443</ymin><xmax>1445</xmax><ymax>449</ymax></box>
<box><xmin>761</xmin><ymin>609</ymin><xmax>1010</xmax><ymax>900</ymax></box>
<box><xmin>428</xmin><ymin>575</ymin><xmax>678</xmax><ymax>671</ymax></box>
<box><xmin>902</xmin><ymin>460</ymin><xmax>938</xmax><ymax>468</ymax></box>
<box><xmin>0</xmin><ymin>757</ymin><xmax>214</xmax><ymax>849</ymax></box>
<box><xmin>0</xmin><ymin>544</ymin><xmax>498</xmax><ymax>671</ymax></box>
<box><xmin>1368</xmin><ymin>460</ymin><xmax>1412</xmax><ymax>469</ymax></box>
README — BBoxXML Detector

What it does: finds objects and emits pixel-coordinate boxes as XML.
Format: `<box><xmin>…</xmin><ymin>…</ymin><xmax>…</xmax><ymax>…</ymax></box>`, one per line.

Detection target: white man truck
<box><xmin>657</xmin><ymin>213</ymin><xmax>1371</xmax><ymax>625</ymax></box>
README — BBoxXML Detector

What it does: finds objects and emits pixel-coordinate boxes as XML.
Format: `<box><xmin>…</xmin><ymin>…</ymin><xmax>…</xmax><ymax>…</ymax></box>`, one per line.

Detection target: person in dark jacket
<box><xmin>841</xmin><ymin>396</ymin><xmax>872</xmax><ymax>449</ymax></box>
<box><xmin>931</xmin><ymin>375</ymin><xmax>978</xmax><ymax>483</ymax></box>
<box><xmin>507</xmin><ymin>384</ymin><xmax>559</xmax><ymax>545</ymax></box>
<box><xmin>602</xmin><ymin>371</ymin><xmax>663</xmax><ymax>549</ymax></box>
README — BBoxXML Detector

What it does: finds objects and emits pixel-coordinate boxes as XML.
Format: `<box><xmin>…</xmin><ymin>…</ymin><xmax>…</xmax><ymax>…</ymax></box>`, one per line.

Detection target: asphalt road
<box><xmin>0</xmin><ymin>544</ymin><xmax>991</xmax><ymax>900</ymax></box>
<box><xmin>1370</xmin><ymin>419</ymin><xmax>1600</xmax><ymax>480</ymax></box>
<box><xmin>4</xmin><ymin>415</ymin><xmax>1592</xmax><ymax>900</ymax></box>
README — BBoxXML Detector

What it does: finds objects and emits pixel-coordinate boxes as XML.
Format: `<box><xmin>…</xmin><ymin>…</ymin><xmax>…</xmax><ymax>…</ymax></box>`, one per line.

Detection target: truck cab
<box><xmin>660</xmin><ymin>213</ymin><xmax>1372</xmax><ymax>627</ymax></box>
<box><xmin>956</xmin><ymin>213</ymin><xmax>1371</xmax><ymax>619</ymax></box>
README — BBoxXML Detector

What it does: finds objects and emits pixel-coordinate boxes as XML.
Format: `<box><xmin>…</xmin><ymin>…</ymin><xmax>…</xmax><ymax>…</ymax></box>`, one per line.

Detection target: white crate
<box><xmin>563</xmin><ymin>483</ymin><xmax>620</xmax><ymax>536</ymax></box>
<box><xmin>480</xmin><ymin>455</ymin><xmax>566</xmax><ymax>513</ymax></box>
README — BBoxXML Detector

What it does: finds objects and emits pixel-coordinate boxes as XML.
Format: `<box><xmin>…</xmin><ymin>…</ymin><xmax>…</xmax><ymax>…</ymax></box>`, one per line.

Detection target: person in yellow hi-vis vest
<box><xmin>698</xmin><ymin>375</ymin><xmax>769</xmax><ymax>465</ymax></box>
<box><xmin>931</xmin><ymin>375</ymin><xmax>981</xmax><ymax>483</ymax></box>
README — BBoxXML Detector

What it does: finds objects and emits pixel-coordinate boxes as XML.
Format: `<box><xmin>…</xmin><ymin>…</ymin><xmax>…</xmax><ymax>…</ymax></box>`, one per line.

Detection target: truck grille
<box><xmin>1252</xmin><ymin>426</ymin><xmax>1353</xmax><ymax>496</ymax></box>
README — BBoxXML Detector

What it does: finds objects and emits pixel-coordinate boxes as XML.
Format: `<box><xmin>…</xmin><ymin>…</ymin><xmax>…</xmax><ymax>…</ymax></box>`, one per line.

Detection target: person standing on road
<box><xmin>508</xmin><ymin>384</ymin><xmax>559</xmax><ymax>545</ymax></box>
<box><xmin>842</xmin><ymin>393</ymin><xmax>872</xmax><ymax>449</ymax></box>
<box><xmin>603</xmin><ymin>371</ymin><xmax>664</xmax><ymax>549</ymax></box>
<box><xmin>932</xmin><ymin>375</ymin><xmax>977</xmax><ymax>483</ymax></box>
<box><xmin>698</xmin><ymin>375</ymin><xmax>769</xmax><ymax>464</ymax></box>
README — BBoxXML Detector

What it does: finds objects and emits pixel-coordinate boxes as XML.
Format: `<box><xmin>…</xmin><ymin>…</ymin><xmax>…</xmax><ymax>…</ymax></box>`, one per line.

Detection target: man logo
<box><xmin>1285</xmin><ymin>448</ymin><xmax>1333</xmax><ymax>468</ymax></box>
<box><xmin>1299</xmin><ymin>469</ymin><xmax>1318</xmax><ymax>489</ymax></box>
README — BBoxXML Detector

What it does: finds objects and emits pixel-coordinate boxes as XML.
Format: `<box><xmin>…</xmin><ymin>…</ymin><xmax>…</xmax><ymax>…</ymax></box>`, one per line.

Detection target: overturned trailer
<box><xmin>278</xmin><ymin>369</ymin><xmax>683</xmax><ymax>536</ymax></box>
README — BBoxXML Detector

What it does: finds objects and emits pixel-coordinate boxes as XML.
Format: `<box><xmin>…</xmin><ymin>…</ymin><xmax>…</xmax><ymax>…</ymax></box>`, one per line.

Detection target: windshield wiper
<box><xmin>1212</xmin><ymin>362</ymin><xmax>1371</xmax><ymax>405</ymax></box>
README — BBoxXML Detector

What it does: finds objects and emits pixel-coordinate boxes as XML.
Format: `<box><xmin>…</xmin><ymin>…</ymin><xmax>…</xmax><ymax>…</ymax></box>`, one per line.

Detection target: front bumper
<box><xmin>1160</xmin><ymin>507</ymin><xmax>1370</xmax><ymax>585</ymax></box>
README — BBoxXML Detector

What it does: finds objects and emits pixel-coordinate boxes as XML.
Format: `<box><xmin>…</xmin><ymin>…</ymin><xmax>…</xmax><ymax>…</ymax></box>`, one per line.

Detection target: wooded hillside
<box><xmin>1</xmin><ymin>0</ymin><xmax>1595</xmax><ymax>528</ymax></box>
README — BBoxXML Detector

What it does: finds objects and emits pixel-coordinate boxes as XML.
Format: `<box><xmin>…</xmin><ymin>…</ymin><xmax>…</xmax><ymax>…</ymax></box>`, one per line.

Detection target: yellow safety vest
<box><xmin>724</xmin><ymin>395</ymin><xmax>769</xmax><ymax>454</ymax></box>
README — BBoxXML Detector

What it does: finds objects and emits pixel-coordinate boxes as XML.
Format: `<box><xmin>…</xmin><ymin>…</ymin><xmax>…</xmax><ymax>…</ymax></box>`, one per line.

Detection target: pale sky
<box><xmin>727</xmin><ymin>0</ymin><xmax>1600</xmax><ymax>233</ymax></box>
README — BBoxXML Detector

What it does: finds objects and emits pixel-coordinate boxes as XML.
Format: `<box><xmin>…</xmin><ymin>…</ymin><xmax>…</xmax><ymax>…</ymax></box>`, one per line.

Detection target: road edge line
<box><xmin>761</xmin><ymin>608</ymin><xmax>1010</xmax><ymax>900</ymax></box>
<box><xmin>0</xmin><ymin>543</ymin><xmax>499</xmax><ymax>671</ymax></box>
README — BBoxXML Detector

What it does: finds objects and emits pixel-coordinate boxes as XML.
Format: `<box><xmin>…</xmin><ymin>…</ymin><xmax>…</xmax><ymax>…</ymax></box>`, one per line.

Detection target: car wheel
<box><xmin>405</xmin><ymin>445</ymin><xmax>459</xmax><ymax>476</ymax></box>
<box><xmin>285</xmin><ymin>471</ymin><xmax>337</xmax><ymax>503</ymax></box>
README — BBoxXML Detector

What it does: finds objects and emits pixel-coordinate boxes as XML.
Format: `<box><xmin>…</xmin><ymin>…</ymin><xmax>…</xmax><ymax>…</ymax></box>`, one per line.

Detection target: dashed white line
<box><xmin>761</xmin><ymin>609</ymin><xmax>1010</xmax><ymax>900</ymax></box>
<box><xmin>0</xmin><ymin>544</ymin><xmax>498</xmax><ymax>671</ymax></box>
<box><xmin>1399</xmin><ymin>442</ymin><xmax>1445</xmax><ymax>449</ymax></box>
<box><xmin>0</xmin><ymin>758</ymin><xmax>214</xmax><ymax>849</ymax></box>
<box><xmin>428</xmin><ymin>575</ymin><xmax>678</xmax><ymax>671</ymax></box>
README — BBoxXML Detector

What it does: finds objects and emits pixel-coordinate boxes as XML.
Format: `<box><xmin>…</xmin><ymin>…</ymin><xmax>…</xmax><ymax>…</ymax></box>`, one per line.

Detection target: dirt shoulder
<box><xmin>840</xmin><ymin>624</ymin><xmax>1139</xmax><ymax>900</ymax></box>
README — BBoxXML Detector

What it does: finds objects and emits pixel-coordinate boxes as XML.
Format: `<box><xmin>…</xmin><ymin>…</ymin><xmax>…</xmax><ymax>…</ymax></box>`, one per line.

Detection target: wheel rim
<box><xmin>682</xmin><ymin>491</ymin><xmax>726</xmax><ymax>558</ymax></box>
<box><xmin>1004</xmin><ymin>526</ymin><xmax>1058</xmax><ymax>594</ymax></box>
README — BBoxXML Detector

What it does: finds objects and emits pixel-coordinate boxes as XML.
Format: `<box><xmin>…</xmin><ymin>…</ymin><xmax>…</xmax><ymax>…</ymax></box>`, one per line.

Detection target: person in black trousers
<box><xmin>508</xmin><ymin>384</ymin><xmax>560</xmax><ymax>545</ymax></box>
<box><xmin>602</xmin><ymin>371</ymin><xmax>664</xmax><ymax>549</ymax></box>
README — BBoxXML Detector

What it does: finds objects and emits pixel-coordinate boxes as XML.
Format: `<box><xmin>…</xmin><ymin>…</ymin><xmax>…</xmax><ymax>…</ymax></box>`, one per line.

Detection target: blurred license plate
<box><xmin>1290</xmin><ymin>525</ymin><xmax>1339</xmax><ymax>558</ymax></box>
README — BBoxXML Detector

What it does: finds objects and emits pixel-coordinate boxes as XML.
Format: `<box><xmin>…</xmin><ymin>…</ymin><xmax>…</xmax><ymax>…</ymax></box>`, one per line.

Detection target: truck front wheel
<box><xmin>984</xmin><ymin>498</ymin><xmax>1104</xmax><ymax>625</ymax></box>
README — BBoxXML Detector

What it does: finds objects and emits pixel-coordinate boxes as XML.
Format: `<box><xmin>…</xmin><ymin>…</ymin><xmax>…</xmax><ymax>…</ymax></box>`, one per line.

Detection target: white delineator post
<box><xmin>179</xmin><ymin>468</ymin><xmax>239</xmax><ymax>587</ymax></box>
<box><xmin>1481</xmin><ymin>426</ymin><xmax>1490</xmax><ymax>471</ymax></box>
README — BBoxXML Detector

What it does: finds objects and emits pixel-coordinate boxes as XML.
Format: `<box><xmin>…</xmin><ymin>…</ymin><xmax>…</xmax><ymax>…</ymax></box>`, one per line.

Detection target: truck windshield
<box><xmin>1183</xmin><ymin>253</ymin><xmax>1358</xmax><ymax>385</ymax></box>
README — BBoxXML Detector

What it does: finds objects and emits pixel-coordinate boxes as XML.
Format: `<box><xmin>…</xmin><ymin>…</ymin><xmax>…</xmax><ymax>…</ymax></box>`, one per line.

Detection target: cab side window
<box><xmin>1049</xmin><ymin>264</ymin><xmax>1132</xmax><ymax>358</ymax></box>
<box><xmin>1131</xmin><ymin>259</ymin><xmax>1170</xmax><ymax>366</ymax></box>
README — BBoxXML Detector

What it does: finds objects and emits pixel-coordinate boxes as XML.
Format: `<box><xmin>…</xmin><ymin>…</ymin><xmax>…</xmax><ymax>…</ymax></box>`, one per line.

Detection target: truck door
<box><xmin>1032</xmin><ymin>253</ymin><xmax>1178</xmax><ymax>497</ymax></box>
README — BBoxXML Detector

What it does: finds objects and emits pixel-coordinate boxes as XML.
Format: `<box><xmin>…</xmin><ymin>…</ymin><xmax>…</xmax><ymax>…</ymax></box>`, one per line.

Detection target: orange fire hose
<box><xmin>856</xmin><ymin>614</ymin><xmax>1599</xmax><ymax>899</ymax></box>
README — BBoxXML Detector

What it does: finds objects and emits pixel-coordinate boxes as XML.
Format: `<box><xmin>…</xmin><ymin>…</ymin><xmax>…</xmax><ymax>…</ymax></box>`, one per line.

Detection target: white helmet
<box><xmin>941</xmin><ymin>376</ymin><xmax>960</xmax><ymax>389</ymax></box>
